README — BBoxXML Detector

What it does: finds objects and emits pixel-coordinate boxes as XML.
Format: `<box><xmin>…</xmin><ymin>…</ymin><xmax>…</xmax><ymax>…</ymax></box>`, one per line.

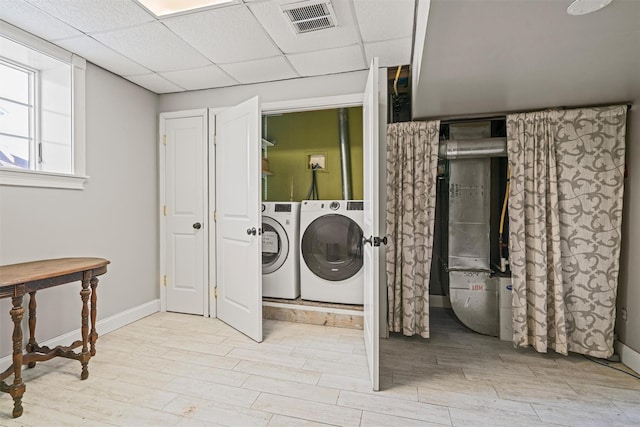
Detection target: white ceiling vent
<box><xmin>281</xmin><ymin>0</ymin><xmax>339</xmax><ymax>34</ymax></box>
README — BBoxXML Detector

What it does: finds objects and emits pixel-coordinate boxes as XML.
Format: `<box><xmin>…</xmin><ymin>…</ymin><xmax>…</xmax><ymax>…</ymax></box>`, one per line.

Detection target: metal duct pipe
<box><xmin>439</xmin><ymin>138</ymin><xmax>507</xmax><ymax>159</ymax></box>
<box><xmin>338</xmin><ymin>108</ymin><xmax>352</xmax><ymax>200</ymax></box>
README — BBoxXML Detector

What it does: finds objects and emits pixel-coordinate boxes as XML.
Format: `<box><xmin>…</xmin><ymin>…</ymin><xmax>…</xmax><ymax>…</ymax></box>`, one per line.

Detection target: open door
<box><xmin>215</xmin><ymin>96</ymin><xmax>263</xmax><ymax>342</ymax></box>
<box><xmin>363</xmin><ymin>58</ymin><xmax>380</xmax><ymax>391</ymax></box>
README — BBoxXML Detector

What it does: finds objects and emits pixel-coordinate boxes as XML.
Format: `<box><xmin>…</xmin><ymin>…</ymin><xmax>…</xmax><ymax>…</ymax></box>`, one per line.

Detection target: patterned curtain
<box><xmin>507</xmin><ymin>106</ymin><xmax>627</xmax><ymax>358</ymax></box>
<box><xmin>386</xmin><ymin>121</ymin><xmax>440</xmax><ymax>338</ymax></box>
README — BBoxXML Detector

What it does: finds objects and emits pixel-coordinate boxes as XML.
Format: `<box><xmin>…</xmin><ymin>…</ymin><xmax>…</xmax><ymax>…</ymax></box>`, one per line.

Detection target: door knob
<box><xmin>193</xmin><ymin>222</ymin><xmax>202</xmax><ymax>230</ymax></box>
<box><xmin>374</xmin><ymin>236</ymin><xmax>387</xmax><ymax>247</ymax></box>
<box><xmin>363</xmin><ymin>236</ymin><xmax>372</xmax><ymax>246</ymax></box>
<box><xmin>246</xmin><ymin>227</ymin><xmax>257</xmax><ymax>236</ymax></box>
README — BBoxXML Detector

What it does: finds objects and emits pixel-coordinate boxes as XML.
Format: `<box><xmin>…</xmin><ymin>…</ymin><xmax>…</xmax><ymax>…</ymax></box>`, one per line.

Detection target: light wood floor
<box><xmin>1</xmin><ymin>308</ymin><xmax>639</xmax><ymax>426</ymax></box>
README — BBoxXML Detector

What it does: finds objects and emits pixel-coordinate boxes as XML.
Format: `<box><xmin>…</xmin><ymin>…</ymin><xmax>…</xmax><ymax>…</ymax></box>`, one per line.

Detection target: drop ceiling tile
<box><xmin>163</xmin><ymin>6</ymin><xmax>279</xmax><ymax>64</ymax></box>
<box><xmin>125</xmin><ymin>73</ymin><xmax>184</xmax><ymax>93</ymax></box>
<box><xmin>0</xmin><ymin>0</ymin><xmax>82</xmax><ymax>40</ymax></box>
<box><xmin>353</xmin><ymin>0</ymin><xmax>415</xmax><ymax>42</ymax></box>
<box><xmin>55</xmin><ymin>36</ymin><xmax>151</xmax><ymax>76</ymax></box>
<box><xmin>219</xmin><ymin>56</ymin><xmax>298</xmax><ymax>84</ymax></box>
<box><xmin>93</xmin><ymin>22</ymin><xmax>211</xmax><ymax>72</ymax></box>
<box><xmin>287</xmin><ymin>45</ymin><xmax>366</xmax><ymax>77</ymax></box>
<box><xmin>248</xmin><ymin>0</ymin><xmax>361</xmax><ymax>54</ymax></box>
<box><xmin>25</xmin><ymin>0</ymin><xmax>155</xmax><ymax>33</ymax></box>
<box><xmin>159</xmin><ymin>65</ymin><xmax>238</xmax><ymax>91</ymax></box>
<box><xmin>364</xmin><ymin>38</ymin><xmax>412</xmax><ymax>67</ymax></box>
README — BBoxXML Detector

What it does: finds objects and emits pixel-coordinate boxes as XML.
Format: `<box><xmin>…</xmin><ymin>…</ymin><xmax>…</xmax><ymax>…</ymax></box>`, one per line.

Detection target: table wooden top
<box><xmin>0</xmin><ymin>258</ymin><xmax>110</xmax><ymax>287</ymax></box>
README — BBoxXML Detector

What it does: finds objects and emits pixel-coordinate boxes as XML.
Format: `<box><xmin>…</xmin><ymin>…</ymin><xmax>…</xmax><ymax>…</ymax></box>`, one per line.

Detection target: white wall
<box><xmin>617</xmin><ymin>102</ymin><xmax>639</xmax><ymax>354</ymax></box>
<box><xmin>0</xmin><ymin>64</ymin><xmax>158</xmax><ymax>359</ymax></box>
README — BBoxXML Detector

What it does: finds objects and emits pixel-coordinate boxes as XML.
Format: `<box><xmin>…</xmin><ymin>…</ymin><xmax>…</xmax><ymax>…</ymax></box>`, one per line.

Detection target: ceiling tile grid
<box><xmin>287</xmin><ymin>44</ymin><xmax>366</xmax><ymax>76</ymax></box>
<box><xmin>163</xmin><ymin>5</ymin><xmax>281</xmax><ymax>64</ymax></box>
<box><xmin>0</xmin><ymin>0</ymin><xmax>416</xmax><ymax>94</ymax></box>
<box><xmin>159</xmin><ymin>65</ymin><xmax>239</xmax><ymax>90</ymax></box>
<box><xmin>25</xmin><ymin>0</ymin><xmax>155</xmax><ymax>34</ymax></box>
<box><xmin>92</xmin><ymin>21</ymin><xmax>212</xmax><ymax>72</ymax></box>
<box><xmin>55</xmin><ymin>35</ymin><xmax>152</xmax><ymax>76</ymax></box>
<box><xmin>219</xmin><ymin>56</ymin><xmax>299</xmax><ymax>84</ymax></box>
<box><xmin>0</xmin><ymin>0</ymin><xmax>82</xmax><ymax>40</ymax></box>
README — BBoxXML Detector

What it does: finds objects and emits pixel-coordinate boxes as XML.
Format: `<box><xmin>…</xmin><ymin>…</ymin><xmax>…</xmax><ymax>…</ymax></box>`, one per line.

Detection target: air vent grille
<box><xmin>282</xmin><ymin>1</ymin><xmax>338</xmax><ymax>34</ymax></box>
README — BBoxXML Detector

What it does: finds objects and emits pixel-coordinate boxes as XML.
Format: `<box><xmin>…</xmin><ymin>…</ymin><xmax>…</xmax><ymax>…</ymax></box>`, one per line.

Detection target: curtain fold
<box><xmin>385</xmin><ymin>121</ymin><xmax>440</xmax><ymax>338</ymax></box>
<box><xmin>507</xmin><ymin>106</ymin><xmax>627</xmax><ymax>358</ymax></box>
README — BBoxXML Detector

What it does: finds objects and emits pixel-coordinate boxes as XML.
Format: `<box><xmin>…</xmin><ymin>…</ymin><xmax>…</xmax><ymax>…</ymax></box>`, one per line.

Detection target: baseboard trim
<box><xmin>0</xmin><ymin>299</ymin><xmax>160</xmax><ymax>371</ymax></box>
<box><xmin>429</xmin><ymin>295</ymin><xmax>452</xmax><ymax>308</ymax></box>
<box><xmin>615</xmin><ymin>340</ymin><xmax>640</xmax><ymax>374</ymax></box>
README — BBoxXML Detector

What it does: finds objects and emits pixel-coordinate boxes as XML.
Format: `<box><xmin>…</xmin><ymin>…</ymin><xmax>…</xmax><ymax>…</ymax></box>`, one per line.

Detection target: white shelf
<box><xmin>262</xmin><ymin>138</ymin><xmax>274</xmax><ymax>149</ymax></box>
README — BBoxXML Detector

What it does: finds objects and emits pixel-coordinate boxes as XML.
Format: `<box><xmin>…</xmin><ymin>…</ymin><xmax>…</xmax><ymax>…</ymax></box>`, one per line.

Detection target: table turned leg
<box><xmin>10</xmin><ymin>296</ymin><xmax>26</xmax><ymax>418</ymax></box>
<box><xmin>26</xmin><ymin>292</ymin><xmax>37</xmax><ymax>368</ymax></box>
<box><xmin>90</xmin><ymin>277</ymin><xmax>99</xmax><ymax>357</ymax></box>
<box><xmin>80</xmin><ymin>272</ymin><xmax>91</xmax><ymax>380</ymax></box>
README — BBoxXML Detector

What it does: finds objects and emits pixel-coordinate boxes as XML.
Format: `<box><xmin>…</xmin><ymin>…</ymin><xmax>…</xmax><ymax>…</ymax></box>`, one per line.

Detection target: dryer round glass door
<box><xmin>301</xmin><ymin>214</ymin><xmax>363</xmax><ymax>281</ymax></box>
<box><xmin>262</xmin><ymin>216</ymin><xmax>289</xmax><ymax>274</ymax></box>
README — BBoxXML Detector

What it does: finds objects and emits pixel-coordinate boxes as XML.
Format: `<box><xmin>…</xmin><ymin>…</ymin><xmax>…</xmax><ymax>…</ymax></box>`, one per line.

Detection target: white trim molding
<box><xmin>0</xmin><ymin>169</ymin><xmax>88</xmax><ymax>189</ymax></box>
<box><xmin>615</xmin><ymin>340</ymin><xmax>640</xmax><ymax>374</ymax></box>
<box><xmin>0</xmin><ymin>299</ymin><xmax>160</xmax><ymax>371</ymax></box>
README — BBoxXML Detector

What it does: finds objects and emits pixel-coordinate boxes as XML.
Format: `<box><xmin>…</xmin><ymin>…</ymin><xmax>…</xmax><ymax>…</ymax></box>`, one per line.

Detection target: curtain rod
<box><xmin>419</xmin><ymin>103</ymin><xmax>634</xmax><ymax>124</ymax></box>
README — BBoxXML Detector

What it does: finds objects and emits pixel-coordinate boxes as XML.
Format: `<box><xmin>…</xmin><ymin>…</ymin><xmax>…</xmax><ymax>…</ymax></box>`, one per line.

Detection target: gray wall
<box><xmin>617</xmin><ymin>103</ymin><xmax>639</xmax><ymax>353</ymax></box>
<box><xmin>159</xmin><ymin>71</ymin><xmax>368</xmax><ymax>112</ymax></box>
<box><xmin>0</xmin><ymin>64</ymin><xmax>158</xmax><ymax>359</ymax></box>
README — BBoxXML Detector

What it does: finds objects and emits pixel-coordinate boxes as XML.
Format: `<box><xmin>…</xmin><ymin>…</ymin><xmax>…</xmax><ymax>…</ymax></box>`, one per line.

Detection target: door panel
<box><xmin>164</xmin><ymin>113</ymin><xmax>207</xmax><ymax>315</ymax></box>
<box><xmin>363</xmin><ymin>58</ymin><xmax>380</xmax><ymax>391</ymax></box>
<box><xmin>216</xmin><ymin>96</ymin><xmax>262</xmax><ymax>342</ymax></box>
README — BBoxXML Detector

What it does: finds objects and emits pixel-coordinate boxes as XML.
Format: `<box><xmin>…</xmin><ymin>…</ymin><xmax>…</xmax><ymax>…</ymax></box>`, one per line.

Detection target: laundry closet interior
<box><xmin>260</xmin><ymin>106</ymin><xmax>367</xmax><ymax>329</ymax></box>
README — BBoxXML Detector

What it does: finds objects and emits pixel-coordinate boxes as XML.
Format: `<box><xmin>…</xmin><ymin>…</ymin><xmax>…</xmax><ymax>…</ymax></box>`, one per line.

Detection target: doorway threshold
<box><xmin>263</xmin><ymin>297</ymin><xmax>363</xmax><ymax>330</ymax></box>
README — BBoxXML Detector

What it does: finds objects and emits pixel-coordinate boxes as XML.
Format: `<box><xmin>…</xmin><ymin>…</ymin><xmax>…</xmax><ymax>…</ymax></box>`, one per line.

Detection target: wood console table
<box><xmin>0</xmin><ymin>257</ymin><xmax>110</xmax><ymax>418</ymax></box>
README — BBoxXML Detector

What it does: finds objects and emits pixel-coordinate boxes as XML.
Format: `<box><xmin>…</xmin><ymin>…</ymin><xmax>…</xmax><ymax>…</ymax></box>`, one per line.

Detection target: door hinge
<box><xmin>162</xmin><ymin>134</ymin><xmax>167</xmax><ymax>145</ymax></box>
<box><xmin>213</xmin><ymin>210</ymin><xmax>217</xmax><ymax>222</ymax></box>
<box><xmin>163</xmin><ymin>275</ymin><xmax>167</xmax><ymax>287</ymax></box>
<box><xmin>213</xmin><ymin>134</ymin><xmax>216</xmax><ymax>145</ymax></box>
<box><xmin>163</xmin><ymin>205</ymin><xmax>167</xmax><ymax>216</ymax></box>
<box><xmin>214</xmin><ymin>287</ymin><xmax>218</xmax><ymax>298</ymax></box>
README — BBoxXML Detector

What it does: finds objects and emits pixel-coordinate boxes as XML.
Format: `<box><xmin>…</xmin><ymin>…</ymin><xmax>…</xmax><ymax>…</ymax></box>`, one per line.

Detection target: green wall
<box><xmin>263</xmin><ymin>107</ymin><xmax>363</xmax><ymax>202</ymax></box>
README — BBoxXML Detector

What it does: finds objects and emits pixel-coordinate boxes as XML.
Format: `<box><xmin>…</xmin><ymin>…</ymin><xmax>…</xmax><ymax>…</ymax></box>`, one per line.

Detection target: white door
<box><xmin>363</xmin><ymin>58</ymin><xmax>380</xmax><ymax>391</ymax></box>
<box><xmin>215</xmin><ymin>96</ymin><xmax>263</xmax><ymax>342</ymax></box>
<box><xmin>161</xmin><ymin>111</ymin><xmax>208</xmax><ymax>315</ymax></box>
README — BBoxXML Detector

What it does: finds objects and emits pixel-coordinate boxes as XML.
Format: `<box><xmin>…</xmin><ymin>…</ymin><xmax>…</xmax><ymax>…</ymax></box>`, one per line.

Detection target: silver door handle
<box><xmin>246</xmin><ymin>227</ymin><xmax>257</xmax><ymax>236</ymax></box>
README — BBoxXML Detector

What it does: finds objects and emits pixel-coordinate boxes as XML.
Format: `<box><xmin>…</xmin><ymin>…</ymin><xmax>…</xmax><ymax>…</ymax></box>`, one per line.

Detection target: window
<box><xmin>0</xmin><ymin>21</ymin><xmax>86</xmax><ymax>189</ymax></box>
<box><xmin>0</xmin><ymin>59</ymin><xmax>35</xmax><ymax>169</ymax></box>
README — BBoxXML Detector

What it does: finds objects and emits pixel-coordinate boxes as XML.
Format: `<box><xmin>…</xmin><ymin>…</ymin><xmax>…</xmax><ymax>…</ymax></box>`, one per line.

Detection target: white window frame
<box><xmin>0</xmin><ymin>21</ymin><xmax>87</xmax><ymax>190</ymax></box>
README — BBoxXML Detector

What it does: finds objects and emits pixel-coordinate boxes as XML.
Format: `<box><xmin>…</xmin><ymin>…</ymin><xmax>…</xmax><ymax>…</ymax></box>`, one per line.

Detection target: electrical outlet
<box><xmin>621</xmin><ymin>307</ymin><xmax>628</xmax><ymax>321</ymax></box>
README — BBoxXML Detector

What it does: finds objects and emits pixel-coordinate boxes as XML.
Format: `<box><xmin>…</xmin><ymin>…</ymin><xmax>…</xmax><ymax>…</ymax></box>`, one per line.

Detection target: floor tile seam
<box><xmin>243</xmin><ymin>382</ymin><xmax>340</xmax><ymax>405</ymax></box>
<box><xmin>566</xmin><ymin>379</ymin><xmax>640</xmax><ymax>394</ymax></box>
<box><xmin>230</xmin><ymin>366</ymin><xmax>324</xmax><ymax>386</ymax></box>
<box><xmin>336</xmin><ymin>401</ymin><xmax>454</xmax><ymax>426</ymax></box>
<box><xmin>241</xmin><ymin>374</ymin><xmax>340</xmax><ymax>402</ymax></box>
<box><xmin>530</xmin><ymin>400</ymin><xmax>636</xmax><ymax>421</ymax></box>
<box><xmin>416</xmin><ymin>392</ymin><xmax>540</xmax><ymax>417</ymax></box>
<box><xmin>289</xmin><ymin>352</ymin><xmax>369</xmax><ymax>367</ymax></box>
<box><xmin>332</xmin><ymin>386</ymin><xmax>420</xmax><ymax>404</ymax></box>
<box><xmin>336</xmin><ymin>388</ymin><xmax>455</xmax><ymax>420</ymax></box>
<box><xmin>252</xmin><ymin>391</ymin><xmax>364</xmax><ymax>422</ymax></box>
<box><xmin>166</xmin><ymin>373</ymin><xmax>257</xmax><ymax>392</ymax></box>
<box><xmin>159</xmin><ymin>391</ymin><xmax>271</xmax><ymax>418</ymax></box>
<box><xmin>163</xmin><ymin>385</ymin><xmax>261</xmax><ymax>410</ymax></box>
<box><xmin>227</xmin><ymin>354</ymin><xmax>307</xmax><ymax>370</ymax></box>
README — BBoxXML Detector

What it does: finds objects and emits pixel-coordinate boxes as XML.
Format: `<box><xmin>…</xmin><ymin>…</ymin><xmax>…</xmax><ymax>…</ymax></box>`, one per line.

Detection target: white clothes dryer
<box><xmin>299</xmin><ymin>200</ymin><xmax>364</xmax><ymax>304</ymax></box>
<box><xmin>261</xmin><ymin>202</ymin><xmax>301</xmax><ymax>299</ymax></box>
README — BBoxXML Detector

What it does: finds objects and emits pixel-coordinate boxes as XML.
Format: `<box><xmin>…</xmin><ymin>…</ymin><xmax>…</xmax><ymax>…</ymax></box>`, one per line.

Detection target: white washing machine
<box><xmin>261</xmin><ymin>202</ymin><xmax>300</xmax><ymax>299</ymax></box>
<box><xmin>299</xmin><ymin>200</ymin><xmax>364</xmax><ymax>304</ymax></box>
